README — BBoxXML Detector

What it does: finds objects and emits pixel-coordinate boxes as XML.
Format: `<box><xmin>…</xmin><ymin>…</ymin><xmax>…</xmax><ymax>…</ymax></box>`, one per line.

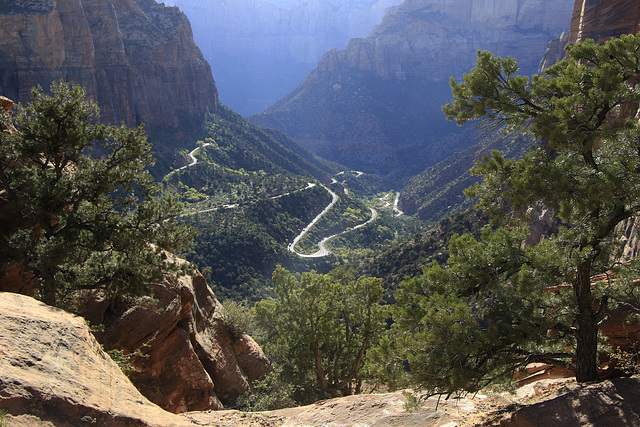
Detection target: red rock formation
<box><xmin>80</xmin><ymin>268</ymin><xmax>270</xmax><ymax>413</ymax></box>
<box><xmin>0</xmin><ymin>0</ymin><xmax>218</xmax><ymax>128</ymax></box>
<box><xmin>569</xmin><ymin>0</ymin><xmax>640</xmax><ymax>43</ymax></box>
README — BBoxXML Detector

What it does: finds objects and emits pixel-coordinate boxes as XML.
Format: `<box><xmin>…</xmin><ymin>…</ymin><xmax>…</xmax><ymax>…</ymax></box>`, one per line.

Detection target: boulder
<box><xmin>83</xmin><ymin>270</ymin><xmax>270</xmax><ymax>413</ymax></box>
<box><xmin>502</xmin><ymin>376</ymin><xmax>640</xmax><ymax>426</ymax></box>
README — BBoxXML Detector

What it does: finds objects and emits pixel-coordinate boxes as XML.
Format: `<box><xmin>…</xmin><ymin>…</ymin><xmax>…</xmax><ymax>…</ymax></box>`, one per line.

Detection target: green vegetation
<box><xmin>401</xmin><ymin>132</ymin><xmax>532</xmax><ymax>223</ymax></box>
<box><xmin>357</xmin><ymin>209</ymin><xmax>488</xmax><ymax>294</ymax></box>
<box><xmin>182</xmin><ymin>184</ymin><xmax>332</xmax><ymax>302</ymax></box>
<box><xmin>221</xmin><ymin>299</ymin><xmax>256</xmax><ymax>341</ymax></box>
<box><xmin>0</xmin><ymin>82</ymin><xmax>194</xmax><ymax>307</ymax></box>
<box><xmin>374</xmin><ymin>32</ymin><xmax>640</xmax><ymax>394</ymax></box>
<box><xmin>381</xmin><ymin>227</ymin><xmax>566</xmax><ymax>393</ymax></box>
<box><xmin>255</xmin><ymin>266</ymin><xmax>387</xmax><ymax>402</ymax></box>
<box><xmin>202</xmin><ymin>105</ymin><xmax>331</xmax><ymax>180</ymax></box>
<box><xmin>235</xmin><ymin>366</ymin><xmax>296</xmax><ymax>411</ymax></box>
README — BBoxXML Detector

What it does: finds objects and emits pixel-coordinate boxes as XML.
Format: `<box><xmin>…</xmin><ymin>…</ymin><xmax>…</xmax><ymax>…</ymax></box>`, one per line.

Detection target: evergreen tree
<box><xmin>388</xmin><ymin>32</ymin><xmax>640</xmax><ymax>391</ymax></box>
<box><xmin>0</xmin><ymin>82</ymin><xmax>195</xmax><ymax>307</ymax></box>
<box><xmin>255</xmin><ymin>266</ymin><xmax>387</xmax><ymax>399</ymax></box>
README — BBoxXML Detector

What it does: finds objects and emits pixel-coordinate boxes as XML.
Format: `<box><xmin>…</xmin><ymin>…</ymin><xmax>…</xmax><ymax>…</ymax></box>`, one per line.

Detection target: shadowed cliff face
<box><xmin>0</xmin><ymin>0</ymin><xmax>218</xmax><ymax>128</ymax></box>
<box><xmin>249</xmin><ymin>0</ymin><xmax>574</xmax><ymax>181</ymax></box>
<box><xmin>569</xmin><ymin>0</ymin><xmax>640</xmax><ymax>43</ymax></box>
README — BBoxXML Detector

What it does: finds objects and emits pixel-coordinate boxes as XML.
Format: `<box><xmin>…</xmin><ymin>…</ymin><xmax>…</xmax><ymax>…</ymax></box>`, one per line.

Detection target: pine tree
<box><xmin>388</xmin><ymin>33</ymin><xmax>640</xmax><ymax>391</ymax></box>
<box><xmin>0</xmin><ymin>82</ymin><xmax>195</xmax><ymax>307</ymax></box>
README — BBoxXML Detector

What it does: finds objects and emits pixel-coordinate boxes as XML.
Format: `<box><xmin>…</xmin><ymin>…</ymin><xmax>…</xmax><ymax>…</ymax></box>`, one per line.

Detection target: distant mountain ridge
<box><xmin>249</xmin><ymin>0</ymin><xmax>574</xmax><ymax>182</ymax></box>
<box><xmin>162</xmin><ymin>0</ymin><xmax>403</xmax><ymax>115</ymax></box>
<box><xmin>0</xmin><ymin>0</ymin><xmax>217</xmax><ymax>129</ymax></box>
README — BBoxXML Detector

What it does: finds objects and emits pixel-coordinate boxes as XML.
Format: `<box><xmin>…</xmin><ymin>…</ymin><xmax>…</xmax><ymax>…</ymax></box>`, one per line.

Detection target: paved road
<box><xmin>289</xmin><ymin>197</ymin><xmax>378</xmax><ymax>259</ymax></box>
<box><xmin>165</xmin><ymin>143</ymin><xmax>211</xmax><ymax>178</ymax></box>
<box><xmin>169</xmin><ymin>157</ymin><xmax>378</xmax><ymax>258</ymax></box>
<box><xmin>288</xmin><ymin>170</ymin><xmax>380</xmax><ymax>258</ymax></box>
<box><xmin>313</xmin><ymin>207</ymin><xmax>378</xmax><ymax>257</ymax></box>
<box><xmin>288</xmin><ymin>184</ymin><xmax>339</xmax><ymax>257</ymax></box>
<box><xmin>393</xmin><ymin>192</ymin><xmax>403</xmax><ymax>217</ymax></box>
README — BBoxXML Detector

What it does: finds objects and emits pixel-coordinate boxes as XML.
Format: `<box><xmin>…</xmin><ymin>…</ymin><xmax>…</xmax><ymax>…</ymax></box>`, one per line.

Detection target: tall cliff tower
<box><xmin>0</xmin><ymin>0</ymin><xmax>218</xmax><ymax>128</ymax></box>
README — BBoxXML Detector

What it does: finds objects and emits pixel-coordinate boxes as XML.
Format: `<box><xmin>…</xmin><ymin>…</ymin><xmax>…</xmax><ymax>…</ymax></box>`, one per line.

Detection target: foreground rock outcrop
<box><xmin>0</xmin><ymin>0</ymin><xmax>218</xmax><ymax>128</ymax></box>
<box><xmin>80</xmin><ymin>268</ymin><xmax>270</xmax><ymax>413</ymax></box>
<box><xmin>0</xmin><ymin>292</ymin><xmax>191</xmax><ymax>426</ymax></box>
<box><xmin>502</xmin><ymin>376</ymin><xmax>640</xmax><ymax>426</ymax></box>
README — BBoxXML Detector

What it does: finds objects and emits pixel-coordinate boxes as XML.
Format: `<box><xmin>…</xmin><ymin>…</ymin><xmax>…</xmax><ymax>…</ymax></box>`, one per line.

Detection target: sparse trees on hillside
<box><xmin>384</xmin><ymin>32</ymin><xmax>640</xmax><ymax>392</ymax></box>
<box><xmin>0</xmin><ymin>82</ymin><xmax>195</xmax><ymax>307</ymax></box>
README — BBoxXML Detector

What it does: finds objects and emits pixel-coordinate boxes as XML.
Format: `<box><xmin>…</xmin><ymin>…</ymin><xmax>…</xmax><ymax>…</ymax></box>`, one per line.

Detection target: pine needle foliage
<box><xmin>0</xmin><ymin>82</ymin><xmax>195</xmax><ymax>307</ymax></box>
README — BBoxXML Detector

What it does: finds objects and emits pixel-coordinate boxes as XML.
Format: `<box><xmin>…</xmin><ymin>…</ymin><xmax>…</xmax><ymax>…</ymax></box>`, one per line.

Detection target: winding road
<box><xmin>287</xmin><ymin>184</ymin><xmax>339</xmax><ymax>257</ymax></box>
<box><xmin>393</xmin><ymin>192</ymin><xmax>403</xmax><ymax>217</ymax></box>
<box><xmin>168</xmin><ymin>153</ymin><xmax>380</xmax><ymax>259</ymax></box>
<box><xmin>287</xmin><ymin>175</ymin><xmax>379</xmax><ymax>258</ymax></box>
<box><xmin>165</xmin><ymin>143</ymin><xmax>211</xmax><ymax>178</ymax></box>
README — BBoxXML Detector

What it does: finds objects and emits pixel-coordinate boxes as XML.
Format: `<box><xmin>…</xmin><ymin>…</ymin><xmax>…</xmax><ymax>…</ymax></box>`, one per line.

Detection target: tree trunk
<box><xmin>573</xmin><ymin>258</ymin><xmax>599</xmax><ymax>382</ymax></box>
<box><xmin>314</xmin><ymin>342</ymin><xmax>328</xmax><ymax>391</ymax></box>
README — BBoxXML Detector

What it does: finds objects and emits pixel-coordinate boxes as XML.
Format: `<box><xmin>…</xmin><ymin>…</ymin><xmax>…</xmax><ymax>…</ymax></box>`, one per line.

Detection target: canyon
<box><xmin>249</xmin><ymin>0</ymin><xmax>575</xmax><ymax>182</ymax></box>
<box><xmin>162</xmin><ymin>0</ymin><xmax>404</xmax><ymax>115</ymax></box>
<box><xmin>2</xmin><ymin>0</ymin><xmax>640</xmax><ymax>425</ymax></box>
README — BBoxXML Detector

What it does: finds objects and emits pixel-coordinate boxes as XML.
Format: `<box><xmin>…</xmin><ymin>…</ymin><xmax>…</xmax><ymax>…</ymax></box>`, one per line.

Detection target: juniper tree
<box><xmin>387</xmin><ymin>33</ymin><xmax>640</xmax><ymax>392</ymax></box>
<box><xmin>0</xmin><ymin>82</ymin><xmax>195</xmax><ymax>307</ymax></box>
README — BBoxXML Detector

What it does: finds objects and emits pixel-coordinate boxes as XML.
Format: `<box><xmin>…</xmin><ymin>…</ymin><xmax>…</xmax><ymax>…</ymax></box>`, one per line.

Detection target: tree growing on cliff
<box><xmin>0</xmin><ymin>82</ymin><xmax>195</xmax><ymax>307</ymax></box>
<box><xmin>386</xmin><ymin>32</ymin><xmax>640</xmax><ymax>391</ymax></box>
<box><xmin>255</xmin><ymin>266</ymin><xmax>387</xmax><ymax>400</ymax></box>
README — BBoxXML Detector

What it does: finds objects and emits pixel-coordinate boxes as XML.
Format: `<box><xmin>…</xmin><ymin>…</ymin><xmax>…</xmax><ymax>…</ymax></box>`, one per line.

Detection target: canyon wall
<box><xmin>163</xmin><ymin>0</ymin><xmax>404</xmax><ymax>115</ymax></box>
<box><xmin>249</xmin><ymin>0</ymin><xmax>574</xmax><ymax>181</ymax></box>
<box><xmin>569</xmin><ymin>0</ymin><xmax>640</xmax><ymax>43</ymax></box>
<box><xmin>0</xmin><ymin>0</ymin><xmax>218</xmax><ymax>128</ymax></box>
<box><xmin>318</xmin><ymin>0</ymin><xmax>574</xmax><ymax>81</ymax></box>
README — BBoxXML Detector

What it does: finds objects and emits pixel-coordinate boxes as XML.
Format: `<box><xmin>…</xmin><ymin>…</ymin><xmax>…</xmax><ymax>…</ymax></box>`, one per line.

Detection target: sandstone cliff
<box><xmin>0</xmin><ymin>0</ymin><xmax>218</xmax><ymax>128</ymax></box>
<box><xmin>249</xmin><ymin>0</ymin><xmax>574</xmax><ymax>181</ymax></box>
<box><xmin>317</xmin><ymin>0</ymin><xmax>574</xmax><ymax>81</ymax></box>
<box><xmin>0</xmin><ymin>292</ymin><xmax>192</xmax><ymax>426</ymax></box>
<box><xmin>0</xmin><ymin>248</ymin><xmax>269</xmax><ymax>414</ymax></box>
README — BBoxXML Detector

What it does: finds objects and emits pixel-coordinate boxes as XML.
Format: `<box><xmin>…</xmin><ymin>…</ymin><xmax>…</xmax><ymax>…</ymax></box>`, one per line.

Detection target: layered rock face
<box><xmin>249</xmin><ymin>0</ymin><xmax>574</xmax><ymax>181</ymax></box>
<box><xmin>80</xmin><ymin>267</ymin><xmax>270</xmax><ymax>413</ymax></box>
<box><xmin>163</xmin><ymin>0</ymin><xmax>403</xmax><ymax>115</ymax></box>
<box><xmin>0</xmin><ymin>0</ymin><xmax>218</xmax><ymax>128</ymax></box>
<box><xmin>0</xmin><ymin>292</ymin><xmax>192</xmax><ymax>426</ymax></box>
<box><xmin>569</xmin><ymin>0</ymin><xmax>640</xmax><ymax>43</ymax></box>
